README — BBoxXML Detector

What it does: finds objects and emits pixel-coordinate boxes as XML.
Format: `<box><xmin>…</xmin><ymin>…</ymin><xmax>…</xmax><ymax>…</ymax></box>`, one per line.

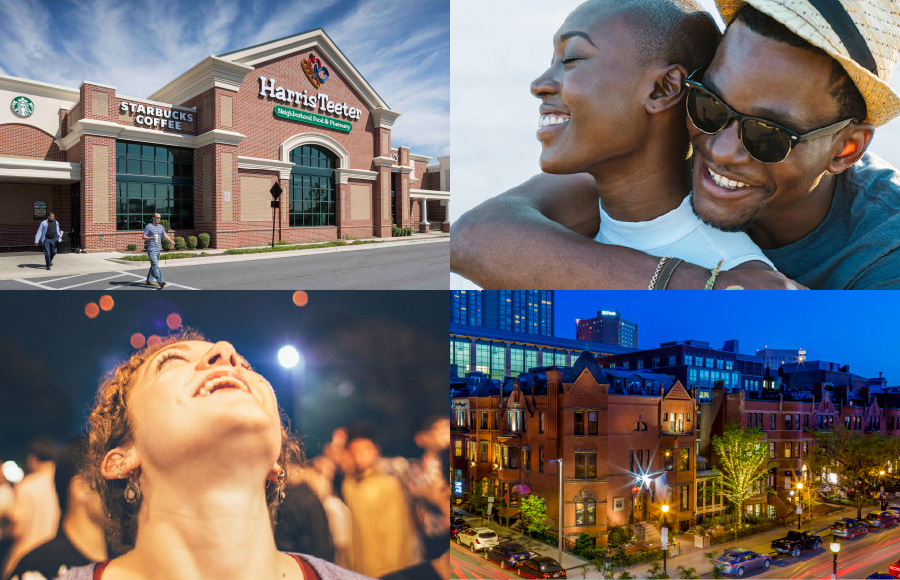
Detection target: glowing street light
<box><xmin>830</xmin><ymin>540</ymin><xmax>840</xmax><ymax>580</ymax></box>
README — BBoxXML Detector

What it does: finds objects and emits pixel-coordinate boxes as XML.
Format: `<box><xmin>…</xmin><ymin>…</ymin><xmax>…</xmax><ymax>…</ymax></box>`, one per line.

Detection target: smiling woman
<box><xmin>59</xmin><ymin>330</ymin><xmax>372</xmax><ymax>580</ymax></box>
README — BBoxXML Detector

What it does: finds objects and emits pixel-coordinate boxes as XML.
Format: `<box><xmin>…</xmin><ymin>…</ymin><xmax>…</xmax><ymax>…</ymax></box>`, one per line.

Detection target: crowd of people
<box><xmin>0</xmin><ymin>334</ymin><xmax>450</xmax><ymax>580</ymax></box>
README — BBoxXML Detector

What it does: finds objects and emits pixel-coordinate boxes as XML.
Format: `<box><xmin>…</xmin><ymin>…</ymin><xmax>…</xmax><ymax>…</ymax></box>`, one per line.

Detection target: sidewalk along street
<box><xmin>0</xmin><ymin>233</ymin><xmax>448</xmax><ymax>281</ymax></box>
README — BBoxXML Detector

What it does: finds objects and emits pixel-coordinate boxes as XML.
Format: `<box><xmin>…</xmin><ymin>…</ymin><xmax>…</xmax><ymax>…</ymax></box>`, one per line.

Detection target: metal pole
<box><xmin>832</xmin><ymin>552</ymin><xmax>838</xmax><ymax>580</ymax></box>
<box><xmin>662</xmin><ymin>512</ymin><xmax>667</xmax><ymax>574</ymax></box>
<box><xmin>558</xmin><ymin>459</ymin><xmax>563</xmax><ymax>567</ymax></box>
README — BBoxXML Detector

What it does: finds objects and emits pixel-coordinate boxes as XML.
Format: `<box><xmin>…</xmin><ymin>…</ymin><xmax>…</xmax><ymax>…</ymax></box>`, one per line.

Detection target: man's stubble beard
<box><xmin>690</xmin><ymin>195</ymin><xmax>757</xmax><ymax>234</ymax></box>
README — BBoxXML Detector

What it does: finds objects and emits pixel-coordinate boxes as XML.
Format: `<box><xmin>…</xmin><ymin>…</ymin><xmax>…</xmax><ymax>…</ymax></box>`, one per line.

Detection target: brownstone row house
<box><xmin>452</xmin><ymin>353</ymin><xmax>900</xmax><ymax>547</ymax></box>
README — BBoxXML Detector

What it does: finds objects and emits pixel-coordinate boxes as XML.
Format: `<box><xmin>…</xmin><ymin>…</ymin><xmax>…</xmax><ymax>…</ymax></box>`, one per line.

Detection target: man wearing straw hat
<box><xmin>452</xmin><ymin>0</ymin><xmax>900</xmax><ymax>289</ymax></box>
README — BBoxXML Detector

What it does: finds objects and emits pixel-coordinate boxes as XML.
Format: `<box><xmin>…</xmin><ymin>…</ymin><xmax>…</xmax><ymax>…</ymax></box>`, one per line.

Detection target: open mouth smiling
<box><xmin>194</xmin><ymin>373</ymin><xmax>252</xmax><ymax>397</ymax></box>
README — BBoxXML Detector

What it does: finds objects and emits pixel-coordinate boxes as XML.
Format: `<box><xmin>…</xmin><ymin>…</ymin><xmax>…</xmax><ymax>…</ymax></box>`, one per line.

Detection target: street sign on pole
<box><xmin>661</xmin><ymin>528</ymin><xmax>668</xmax><ymax>546</ymax></box>
<box><xmin>796</xmin><ymin>506</ymin><xmax>802</xmax><ymax>514</ymax></box>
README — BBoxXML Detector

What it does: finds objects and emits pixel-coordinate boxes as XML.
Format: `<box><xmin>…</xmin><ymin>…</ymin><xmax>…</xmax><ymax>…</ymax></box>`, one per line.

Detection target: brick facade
<box><xmin>0</xmin><ymin>29</ymin><xmax>442</xmax><ymax>251</ymax></box>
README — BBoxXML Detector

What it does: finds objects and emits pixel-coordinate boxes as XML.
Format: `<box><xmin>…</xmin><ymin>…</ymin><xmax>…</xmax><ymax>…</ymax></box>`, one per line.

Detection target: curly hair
<box><xmin>83</xmin><ymin>330</ymin><xmax>303</xmax><ymax>554</ymax></box>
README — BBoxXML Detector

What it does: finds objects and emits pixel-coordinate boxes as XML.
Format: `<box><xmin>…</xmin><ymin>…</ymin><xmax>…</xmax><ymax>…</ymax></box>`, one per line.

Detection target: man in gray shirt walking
<box><xmin>142</xmin><ymin>213</ymin><xmax>174</xmax><ymax>289</ymax></box>
<box><xmin>34</xmin><ymin>212</ymin><xmax>63</xmax><ymax>270</ymax></box>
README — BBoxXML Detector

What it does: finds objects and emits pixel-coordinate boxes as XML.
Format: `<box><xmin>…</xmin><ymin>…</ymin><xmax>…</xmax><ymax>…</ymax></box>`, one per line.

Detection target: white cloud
<box><xmin>0</xmin><ymin>0</ymin><xmax>448</xmax><ymax>161</ymax></box>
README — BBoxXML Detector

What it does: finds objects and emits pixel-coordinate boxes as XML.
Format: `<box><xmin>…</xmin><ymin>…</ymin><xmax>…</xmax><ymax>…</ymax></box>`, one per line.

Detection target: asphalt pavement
<box><xmin>0</xmin><ymin>234</ymin><xmax>449</xmax><ymax>290</ymax></box>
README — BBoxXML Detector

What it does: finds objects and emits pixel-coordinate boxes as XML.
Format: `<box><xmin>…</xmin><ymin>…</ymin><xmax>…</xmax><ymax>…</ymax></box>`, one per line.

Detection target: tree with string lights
<box><xmin>712</xmin><ymin>424</ymin><xmax>773</xmax><ymax>544</ymax></box>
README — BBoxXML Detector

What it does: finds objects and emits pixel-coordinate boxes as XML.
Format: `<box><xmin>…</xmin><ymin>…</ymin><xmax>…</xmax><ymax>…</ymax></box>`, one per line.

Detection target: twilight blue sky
<box><xmin>553</xmin><ymin>291</ymin><xmax>900</xmax><ymax>385</ymax></box>
<box><xmin>0</xmin><ymin>0</ymin><xmax>449</xmax><ymax>160</ymax></box>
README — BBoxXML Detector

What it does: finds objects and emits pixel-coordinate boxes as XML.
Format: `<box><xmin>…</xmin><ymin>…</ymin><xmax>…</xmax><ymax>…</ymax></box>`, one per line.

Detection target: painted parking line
<box><xmin>113</xmin><ymin>271</ymin><xmax>199</xmax><ymax>291</ymax></box>
<box><xmin>52</xmin><ymin>272</ymin><xmax>130</xmax><ymax>289</ymax></box>
<box><xmin>12</xmin><ymin>278</ymin><xmax>57</xmax><ymax>290</ymax></box>
<box><xmin>12</xmin><ymin>271</ymin><xmax>199</xmax><ymax>290</ymax></box>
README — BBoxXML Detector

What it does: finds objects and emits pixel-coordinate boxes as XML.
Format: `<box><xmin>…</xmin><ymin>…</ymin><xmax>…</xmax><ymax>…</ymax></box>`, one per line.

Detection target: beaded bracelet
<box><xmin>704</xmin><ymin>259</ymin><xmax>725</xmax><ymax>290</ymax></box>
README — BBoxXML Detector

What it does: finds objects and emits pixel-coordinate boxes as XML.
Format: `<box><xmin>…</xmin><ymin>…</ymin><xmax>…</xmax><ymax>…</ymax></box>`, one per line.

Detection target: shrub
<box><xmin>392</xmin><ymin>225</ymin><xmax>401</xmax><ymax>237</ymax></box>
<box><xmin>162</xmin><ymin>236</ymin><xmax>173</xmax><ymax>251</ymax></box>
<box><xmin>610</xmin><ymin>548</ymin><xmax>664</xmax><ymax>568</ymax></box>
<box><xmin>174</xmin><ymin>236</ymin><xmax>186</xmax><ymax>250</ymax></box>
<box><xmin>198</xmin><ymin>233</ymin><xmax>210</xmax><ymax>249</ymax></box>
<box><xmin>187</xmin><ymin>236</ymin><xmax>197</xmax><ymax>249</ymax></box>
<box><xmin>126</xmin><ymin>244</ymin><xmax>137</xmax><ymax>251</ymax></box>
<box><xmin>607</xmin><ymin>526</ymin><xmax>630</xmax><ymax>548</ymax></box>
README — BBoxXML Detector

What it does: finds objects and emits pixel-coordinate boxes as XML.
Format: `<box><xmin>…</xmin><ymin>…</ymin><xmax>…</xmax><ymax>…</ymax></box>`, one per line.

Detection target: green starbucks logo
<box><xmin>11</xmin><ymin>96</ymin><xmax>34</xmax><ymax>118</ymax></box>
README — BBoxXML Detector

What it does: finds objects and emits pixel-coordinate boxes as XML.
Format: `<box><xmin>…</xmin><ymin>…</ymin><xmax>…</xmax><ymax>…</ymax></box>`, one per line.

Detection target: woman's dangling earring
<box><xmin>273</xmin><ymin>463</ymin><xmax>286</xmax><ymax>499</ymax></box>
<box><xmin>124</xmin><ymin>474</ymin><xmax>142</xmax><ymax>504</ymax></box>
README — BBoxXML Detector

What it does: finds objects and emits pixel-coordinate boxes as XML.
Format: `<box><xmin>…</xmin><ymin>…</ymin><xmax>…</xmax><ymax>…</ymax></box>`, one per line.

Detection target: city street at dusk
<box><xmin>451</xmin><ymin>291</ymin><xmax>900</xmax><ymax>580</ymax></box>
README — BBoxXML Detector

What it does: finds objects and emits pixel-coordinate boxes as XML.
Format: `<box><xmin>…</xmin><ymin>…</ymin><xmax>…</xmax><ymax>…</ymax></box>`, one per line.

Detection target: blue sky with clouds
<box><xmin>0</xmin><ymin>0</ymin><xmax>449</xmax><ymax>161</ymax></box>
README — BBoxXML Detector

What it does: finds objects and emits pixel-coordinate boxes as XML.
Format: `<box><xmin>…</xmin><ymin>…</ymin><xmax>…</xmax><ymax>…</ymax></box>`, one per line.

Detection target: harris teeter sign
<box><xmin>274</xmin><ymin>105</ymin><xmax>352</xmax><ymax>133</ymax></box>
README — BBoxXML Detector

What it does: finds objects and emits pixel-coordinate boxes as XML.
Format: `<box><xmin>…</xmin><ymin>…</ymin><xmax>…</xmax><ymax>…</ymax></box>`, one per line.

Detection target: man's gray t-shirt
<box><xmin>143</xmin><ymin>223</ymin><xmax>167</xmax><ymax>253</ymax></box>
<box><xmin>764</xmin><ymin>152</ymin><xmax>900</xmax><ymax>289</ymax></box>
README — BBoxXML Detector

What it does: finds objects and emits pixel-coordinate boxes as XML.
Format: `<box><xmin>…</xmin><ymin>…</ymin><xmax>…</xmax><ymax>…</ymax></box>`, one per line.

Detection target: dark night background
<box><xmin>0</xmin><ymin>290</ymin><xmax>449</xmax><ymax>465</ymax></box>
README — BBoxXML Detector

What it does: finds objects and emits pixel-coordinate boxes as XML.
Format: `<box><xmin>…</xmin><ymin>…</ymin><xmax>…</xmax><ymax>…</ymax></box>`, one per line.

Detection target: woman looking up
<box><xmin>60</xmin><ymin>332</ymin><xmax>370</xmax><ymax>580</ymax></box>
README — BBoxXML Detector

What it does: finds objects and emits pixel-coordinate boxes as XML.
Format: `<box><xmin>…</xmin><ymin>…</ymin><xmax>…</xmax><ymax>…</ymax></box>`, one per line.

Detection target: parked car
<box><xmin>866</xmin><ymin>574</ymin><xmax>895</xmax><ymax>579</ymax></box>
<box><xmin>451</xmin><ymin>516</ymin><xmax>473</xmax><ymax>539</ymax></box>
<box><xmin>456</xmin><ymin>526</ymin><xmax>499</xmax><ymax>552</ymax></box>
<box><xmin>886</xmin><ymin>505</ymin><xmax>900</xmax><ymax>517</ymax></box>
<box><xmin>889</xmin><ymin>557</ymin><xmax>900</xmax><ymax>578</ymax></box>
<box><xmin>832</xmin><ymin>517</ymin><xmax>869</xmax><ymax>538</ymax></box>
<box><xmin>517</xmin><ymin>556</ymin><xmax>566</xmax><ymax>579</ymax></box>
<box><xmin>713</xmin><ymin>548</ymin><xmax>771</xmax><ymax>577</ymax></box>
<box><xmin>867</xmin><ymin>511</ymin><xmax>898</xmax><ymax>528</ymax></box>
<box><xmin>483</xmin><ymin>542</ymin><xmax>533</xmax><ymax>569</ymax></box>
<box><xmin>771</xmin><ymin>530</ymin><xmax>822</xmax><ymax>558</ymax></box>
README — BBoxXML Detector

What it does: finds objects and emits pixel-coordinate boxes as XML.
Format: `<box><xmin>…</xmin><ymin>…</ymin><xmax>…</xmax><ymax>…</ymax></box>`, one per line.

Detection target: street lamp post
<box><xmin>551</xmin><ymin>458</ymin><xmax>563</xmax><ymax>567</ymax></box>
<box><xmin>830</xmin><ymin>539</ymin><xmax>840</xmax><ymax>580</ymax></box>
<box><xmin>880</xmin><ymin>470</ymin><xmax>886</xmax><ymax>510</ymax></box>
<box><xmin>796</xmin><ymin>482</ymin><xmax>804</xmax><ymax>529</ymax></box>
<box><xmin>661</xmin><ymin>504</ymin><xmax>670</xmax><ymax>574</ymax></box>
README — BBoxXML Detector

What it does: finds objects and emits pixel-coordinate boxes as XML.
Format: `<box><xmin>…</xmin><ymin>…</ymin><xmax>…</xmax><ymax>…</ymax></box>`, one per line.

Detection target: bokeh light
<box><xmin>1</xmin><ymin>461</ymin><xmax>24</xmax><ymax>484</ymax></box>
<box><xmin>147</xmin><ymin>335</ymin><xmax>162</xmax><ymax>348</ymax></box>
<box><xmin>84</xmin><ymin>302</ymin><xmax>100</xmax><ymax>319</ymax></box>
<box><xmin>292</xmin><ymin>291</ymin><xmax>308</xmax><ymax>307</ymax></box>
<box><xmin>166</xmin><ymin>313</ymin><xmax>183</xmax><ymax>330</ymax></box>
<box><xmin>99</xmin><ymin>295</ymin><xmax>114</xmax><ymax>311</ymax></box>
<box><xmin>130</xmin><ymin>333</ymin><xmax>146</xmax><ymax>350</ymax></box>
<box><xmin>278</xmin><ymin>345</ymin><xmax>302</xmax><ymax>369</ymax></box>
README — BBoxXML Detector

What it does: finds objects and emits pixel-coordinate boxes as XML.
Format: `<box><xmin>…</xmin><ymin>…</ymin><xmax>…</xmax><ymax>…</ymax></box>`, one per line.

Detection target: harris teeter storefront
<box><xmin>0</xmin><ymin>29</ymin><xmax>449</xmax><ymax>251</ymax></box>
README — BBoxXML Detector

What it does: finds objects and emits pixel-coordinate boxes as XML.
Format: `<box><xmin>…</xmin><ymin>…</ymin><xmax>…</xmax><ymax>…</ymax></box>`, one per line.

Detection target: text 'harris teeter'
<box><xmin>258</xmin><ymin>76</ymin><xmax>362</xmax><ymax>120</ymax></box>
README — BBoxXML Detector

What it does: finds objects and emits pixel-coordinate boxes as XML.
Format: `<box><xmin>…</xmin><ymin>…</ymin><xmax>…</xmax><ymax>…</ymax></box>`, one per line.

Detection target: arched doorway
<box><xmin>288</xmin><ymin>144</ymin><xmax>336</xmax><ymax>226</ymax></box>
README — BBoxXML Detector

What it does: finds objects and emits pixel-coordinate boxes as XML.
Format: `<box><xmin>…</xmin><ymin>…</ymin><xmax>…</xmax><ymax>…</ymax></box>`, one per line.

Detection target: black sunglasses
<box><xmin>684</xmin><ymin>71</ymin><xmax>855</xmax><ymax>164</ymax></box>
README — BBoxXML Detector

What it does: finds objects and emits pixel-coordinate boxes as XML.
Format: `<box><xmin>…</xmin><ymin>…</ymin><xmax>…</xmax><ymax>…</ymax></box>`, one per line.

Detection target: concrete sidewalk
<box><xmin>0</xmin><ymin>232</ymin><xmax>448</xmax><ymax>281</ymax></box>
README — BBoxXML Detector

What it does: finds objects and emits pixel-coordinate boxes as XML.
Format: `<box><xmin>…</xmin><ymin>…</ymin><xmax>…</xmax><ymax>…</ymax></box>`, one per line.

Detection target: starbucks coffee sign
<box><xmin>11</xmin><ymin>96</ymin><xmax>34</xmax><ymax>118</ymax></box>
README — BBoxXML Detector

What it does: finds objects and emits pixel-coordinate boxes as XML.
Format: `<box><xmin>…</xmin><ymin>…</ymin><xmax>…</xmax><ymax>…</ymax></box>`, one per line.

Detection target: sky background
<box><xmin>0</xmin><ymin>0</ymin><xmax>449</xmax><ymax>161</ymax></box>
<box><xmin>0</xmin><ymin>291</ymin><xmax>448</xmax><ymax>464</ymax></box>
<box><xmin>552</xmin><ymin>291</ymin><xmax>900</xmax><ymax>384</ymax></box>
<box><xmin>450</xmin><ymin>0</ymin><xmax>900</xmax><ymax>219</ymax></box>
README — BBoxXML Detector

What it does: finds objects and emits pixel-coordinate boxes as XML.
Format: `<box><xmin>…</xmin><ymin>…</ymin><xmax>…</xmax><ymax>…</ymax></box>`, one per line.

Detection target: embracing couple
<box><xmin>451</xmin><ymin>0</ymin><xmax>900</xmax><ymax>290</ymax></box>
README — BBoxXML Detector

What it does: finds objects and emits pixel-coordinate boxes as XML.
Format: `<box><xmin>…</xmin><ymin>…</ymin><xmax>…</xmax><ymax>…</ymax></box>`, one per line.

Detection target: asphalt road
<box><xmin>727</xmin><ymin>525</ymin><xmax>900</xmax><ymax>580</ymax></box>
<box><xmin>450</xmin><ymin>542</ymin><xmax>519</xmax><ymax>580</ymax></box>
<box><xmin>0</xmin><ymin>241</ymin><xmax>449</xmax><ymax>290</ymax></box>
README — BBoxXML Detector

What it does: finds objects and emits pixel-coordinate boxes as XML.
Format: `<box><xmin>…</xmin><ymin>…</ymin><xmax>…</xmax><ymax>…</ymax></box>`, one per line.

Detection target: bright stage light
<box><xmin>278</xmin><ymin>345</ymin><xmax>302</xmax><ymax>369</ymax></box>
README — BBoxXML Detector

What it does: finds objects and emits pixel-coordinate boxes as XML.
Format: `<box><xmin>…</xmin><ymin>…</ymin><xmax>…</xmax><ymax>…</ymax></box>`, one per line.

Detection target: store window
<box><xmin>289</xmin><ymin>144</ymin><xmax>336</xmax><ymax>226</ymax></box>
<box><xmin>116</xmin><ymin>141</ymin><xmax>194</xmax><ymax>230</ymax></box>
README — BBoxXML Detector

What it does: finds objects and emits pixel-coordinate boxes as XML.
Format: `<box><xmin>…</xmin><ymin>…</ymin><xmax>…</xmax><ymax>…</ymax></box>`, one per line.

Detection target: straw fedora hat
<box><xmin>716</xmin><ymin>0</ymin><xmax>900</xmax><ymax>126</ymax></box>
